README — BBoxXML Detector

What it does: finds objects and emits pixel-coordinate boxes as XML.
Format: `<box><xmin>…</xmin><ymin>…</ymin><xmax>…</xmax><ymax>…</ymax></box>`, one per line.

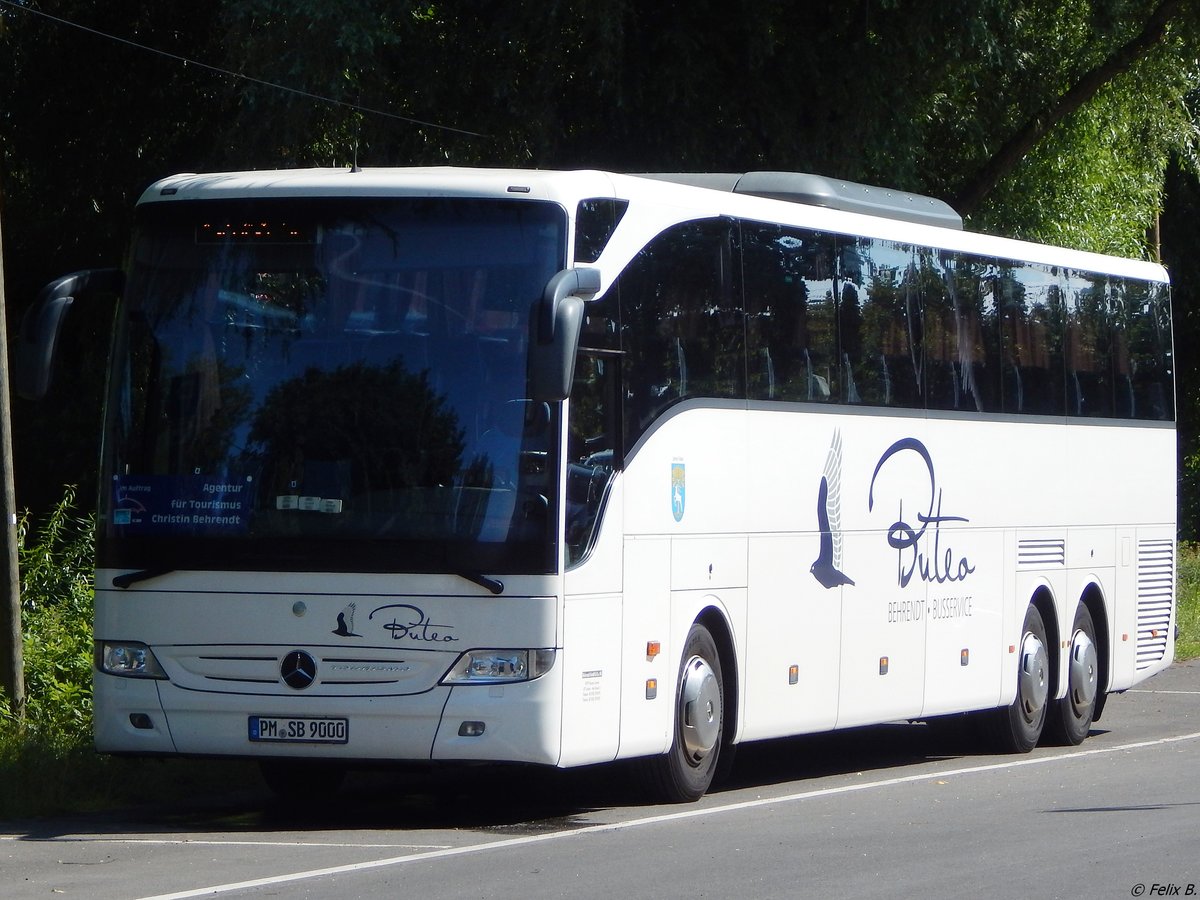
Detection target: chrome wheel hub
<box><xmin>679</xmin><ymin>655</ymin><xmax>721</xmax><ymax>765</ymax></box>
<box><xmin>1018</xmin><ymin>630</ymin><xmax>1049</xmax><ymax>721</ymax></box>
<box><xmin>1068</xmin><ymin>628</ymin><xmax>1098</xmax><ymax>715</ymax></box>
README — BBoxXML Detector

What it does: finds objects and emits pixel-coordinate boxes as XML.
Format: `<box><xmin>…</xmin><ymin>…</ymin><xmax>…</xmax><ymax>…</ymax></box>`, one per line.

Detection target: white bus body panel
<box><xmin>562</xmin><ymin>473</ymin><xmax>627</xmax><ymax>766</ymax></box>
<box><xmin>612</xmin><ymin>402</ymin><xmax>1174</xmax><ymax>749</ymax></box>
<box><xmin>94</xmin><ymin>573</ymin><xmax>564</xmax><ymax>764</ymax></box>
<box><xmin>615</xmin><ymin>535</ymin><xmax>673</xmax><ymax>758</ymax></box>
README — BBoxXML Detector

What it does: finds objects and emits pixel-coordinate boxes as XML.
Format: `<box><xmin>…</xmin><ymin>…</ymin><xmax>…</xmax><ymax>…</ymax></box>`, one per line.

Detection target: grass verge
<box><xmin>0</xmin><ymin>742</ymin><xmax>260</xmax><ymax>820</ymax></box>
<box><xmin>1176</xmin><ymin>543</ymin><xmax>1200</xmax><ymax>660</ymax></box>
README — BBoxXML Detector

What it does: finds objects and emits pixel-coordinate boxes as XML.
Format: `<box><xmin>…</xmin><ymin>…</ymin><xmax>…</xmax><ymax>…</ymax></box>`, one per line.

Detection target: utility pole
<box><xmin>0</xmin><ymin>179</ymin><xmax>24</xmax><ymax>719</ymax></box>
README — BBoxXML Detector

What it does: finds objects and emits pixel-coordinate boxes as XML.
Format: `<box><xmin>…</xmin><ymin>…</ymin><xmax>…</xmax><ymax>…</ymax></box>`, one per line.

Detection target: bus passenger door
<box><xmin>560</xmin><ymin>353</ymin><xmax>624</xmax><ymax>766</ymax></box>
<box><xmin>560</xmin><ymin>474</ymin><xmax>623</xmax><ymax>766</ymax></box>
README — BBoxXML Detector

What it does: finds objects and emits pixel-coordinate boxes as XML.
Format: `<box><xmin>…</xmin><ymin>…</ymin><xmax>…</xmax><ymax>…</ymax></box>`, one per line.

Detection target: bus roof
<box><xmin>138</xmin><ymin>167</ymin><xmax>1169</xmax><ymax>284</ymax></box>
<box><xmin>637</xmin><ymin>172</ymin><xmax>964</xmax><ymax>231</ymax></box>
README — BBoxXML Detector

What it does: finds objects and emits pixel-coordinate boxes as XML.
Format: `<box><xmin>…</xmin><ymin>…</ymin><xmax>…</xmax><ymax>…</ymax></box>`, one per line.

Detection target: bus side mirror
<box><xmin>530</xmin><ymin>268</ymin><xmax>599</xmax><ymax>402</ymax></box>
<box><xmin>15</xmin><ymin>268</ymin><xmax>123</xmax><ymax>400</ymax></box>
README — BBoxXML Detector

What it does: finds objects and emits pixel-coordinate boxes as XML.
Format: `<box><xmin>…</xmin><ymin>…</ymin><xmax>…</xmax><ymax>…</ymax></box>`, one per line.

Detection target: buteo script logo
<box><xmin>810</xmin><ymin>434</ymin><xmax>978</xmax><ymax>591</ymax></box>
<box><xmin>868</xmin><ymin>437</ymin><xmax>977</xmax><ymax>588</ymax></box>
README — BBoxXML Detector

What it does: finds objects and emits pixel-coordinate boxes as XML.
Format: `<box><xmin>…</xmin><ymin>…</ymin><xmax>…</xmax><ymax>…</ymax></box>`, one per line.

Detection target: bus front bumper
<box><xmin>93</xmin><ymin>666</ymin><xmax>564</xmax><ymax>766</ymax></box>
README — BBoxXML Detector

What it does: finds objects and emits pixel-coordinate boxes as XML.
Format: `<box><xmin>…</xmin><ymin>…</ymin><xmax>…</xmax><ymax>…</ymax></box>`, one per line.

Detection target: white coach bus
<box><xmin>18</xmin><ymin>168</ymin><xmax>1176</xmax><ymax>802</ymax></box>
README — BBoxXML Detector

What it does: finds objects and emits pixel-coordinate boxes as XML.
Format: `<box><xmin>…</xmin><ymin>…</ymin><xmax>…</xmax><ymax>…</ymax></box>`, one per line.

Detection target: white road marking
<box><xmin>137</xmin><ymin>729</ymin><xmax>1200</xmax><ymax>900</ymax></box>
<box><xmin>1128</xmin><ymin>689</ymin><xmax>1200</xmax><ymax>695</ymax></box>
<box><xmin>24</xmin><ymin>838</ymin><xmax>450</xmax><ymax>850</ymax></box>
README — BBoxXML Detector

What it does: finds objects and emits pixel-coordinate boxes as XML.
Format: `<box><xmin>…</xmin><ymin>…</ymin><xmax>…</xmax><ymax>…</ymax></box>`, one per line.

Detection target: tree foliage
<box><xmin>2</xmin><ymin>0</ymin><xmax>1200</xmax><ymax>516</ymax></box>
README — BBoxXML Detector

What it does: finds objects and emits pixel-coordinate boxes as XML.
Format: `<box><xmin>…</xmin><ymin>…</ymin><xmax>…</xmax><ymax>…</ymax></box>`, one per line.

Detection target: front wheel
<box><xmin>989</xmin><ymin>604</ymin><xmax>1050</xmax><ymax>753</ymax></box>
<box><xmin>638</xmin><ymin>623</ymin><xmax>724</xmax><ymax>803</ymax></box>
<box><xmin>1044</xmin><ymin>604</ymin><xmax>1099</xmax><ymax>746</ymax></box>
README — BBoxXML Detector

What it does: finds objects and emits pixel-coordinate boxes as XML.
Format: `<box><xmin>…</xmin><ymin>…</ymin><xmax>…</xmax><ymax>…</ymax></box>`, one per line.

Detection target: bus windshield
<box><xmin>99</xmin><ymin>196</ymin><xmax>566</xmax><ymax>577</ymax></box>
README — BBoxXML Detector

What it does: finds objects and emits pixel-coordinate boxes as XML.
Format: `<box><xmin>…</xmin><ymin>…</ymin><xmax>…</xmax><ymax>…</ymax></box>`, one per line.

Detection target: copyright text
<box><xmin>1132</xmin><ymin>885</ymin><xmax>1196</xmax><ymax>897</ymax></box>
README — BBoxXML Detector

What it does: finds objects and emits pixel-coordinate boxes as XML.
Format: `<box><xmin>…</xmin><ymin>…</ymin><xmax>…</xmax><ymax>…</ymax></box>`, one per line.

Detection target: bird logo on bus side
<box><xmin>811</xmin><ymin>430</ymin><xmax>855</xmax><ymax>589</ymax></box>
<box><xmin>332</xmin><ymin>602</ymin><xmax>361</xmax><ymax>637</ymax></box>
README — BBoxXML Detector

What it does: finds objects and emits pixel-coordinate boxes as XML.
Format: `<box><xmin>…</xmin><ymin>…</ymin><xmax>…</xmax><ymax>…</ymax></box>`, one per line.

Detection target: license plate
<box><xmin>248</xmin><ymin>716</ymin><xmax>349</xmax><ymax>744</ymax></box>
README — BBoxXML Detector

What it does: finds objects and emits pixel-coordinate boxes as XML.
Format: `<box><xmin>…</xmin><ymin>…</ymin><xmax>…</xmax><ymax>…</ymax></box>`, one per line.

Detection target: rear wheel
<box><xmin>1045</xmin><ymin>604</ymin><xmax>1099</xmax><ymax>746</ymax></box>
<box><xmin>639</xmin><ymin>623</ymin><xmax>724</xmax><ymax>803</ymax></box>
<box><xmin>989</xmin><ymin>604</ymin><xmax>1049</xmax><ymax>753</ymax></box>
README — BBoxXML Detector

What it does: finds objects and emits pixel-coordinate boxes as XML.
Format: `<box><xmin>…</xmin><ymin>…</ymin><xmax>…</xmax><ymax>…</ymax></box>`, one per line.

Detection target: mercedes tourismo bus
<box><xmin>18</xmin><ymin>168</ymin><xmax>1176</xmax><ymax>802</ymax></box>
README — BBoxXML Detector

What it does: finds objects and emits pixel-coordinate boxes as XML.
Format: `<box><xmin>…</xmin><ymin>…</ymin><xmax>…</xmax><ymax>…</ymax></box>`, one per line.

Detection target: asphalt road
<box><xmin>3</xmin><ymin>659</ymin><xmax>1198</xmax><ymax>900</ymax></box>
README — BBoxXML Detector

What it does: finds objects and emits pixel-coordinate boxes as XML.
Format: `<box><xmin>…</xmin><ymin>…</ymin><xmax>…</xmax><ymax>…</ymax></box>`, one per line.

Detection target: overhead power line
<box><xmin>0</xmin><ymin>0</ymin><xmax>485</xmax><ymax>139</ymax></box>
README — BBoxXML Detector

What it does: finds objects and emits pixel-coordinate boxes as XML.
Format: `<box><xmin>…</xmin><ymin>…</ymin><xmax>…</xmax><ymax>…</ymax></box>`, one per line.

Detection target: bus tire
<box><xmin>989</xmin><ymin>604</ymin><xmax>1050</xmax><ymax>753</ymax></box>
<box><xmin>1044</xmin><ymin>604</ymin><xmax>1099</xmax><ymax>746</ymax></box>
<box><xmin>639</xmin><ymin>623</ymin><xmax>724</xmax><ymax>803</ymax></box>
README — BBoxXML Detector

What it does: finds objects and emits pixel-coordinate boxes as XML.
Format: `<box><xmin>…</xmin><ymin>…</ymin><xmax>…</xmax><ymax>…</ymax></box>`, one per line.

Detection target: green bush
<box><xmin>0</xmin><ymin>487</ymin><xmax>103</xmax><ymax>816</ymax></box>
<box><xmin>0</xmin><ymin>488</ymin><xmax>257</xmax><ymax>818</ymax></box>
<box><xmin>11</xmin><ymin>485</ymin><xmax>95</xmax><ymax>742</ymax></box>
<box><xmin>1176</xmin><ymin>543</ymin><xmax>1200</xmax><ymax>661</ymax></box>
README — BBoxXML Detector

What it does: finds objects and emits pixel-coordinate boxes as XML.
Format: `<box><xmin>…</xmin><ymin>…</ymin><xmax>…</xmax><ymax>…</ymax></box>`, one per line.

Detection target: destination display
<box><xmin>111</xmin><ymin>474</ymin><xmax>256</xmax><ymax>534</ymax></box>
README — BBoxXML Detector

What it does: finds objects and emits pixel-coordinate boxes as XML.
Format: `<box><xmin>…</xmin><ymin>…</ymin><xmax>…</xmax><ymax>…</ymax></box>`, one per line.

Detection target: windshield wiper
<box><xmin>112</xmin><ymin>569</ymin><xmax>174</xmax><ymax>589</ymax></box>
<box><xmin>455</xmin><ymin>571</ymin><xmax>504</xmax><ymax>595</ymax></box>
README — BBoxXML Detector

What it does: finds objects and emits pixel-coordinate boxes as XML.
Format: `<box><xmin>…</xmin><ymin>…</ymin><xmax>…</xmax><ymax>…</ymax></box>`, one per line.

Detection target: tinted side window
<box><xmin>1119</xmin><ymin>279</ymin><xmax>1174</xmax><ymax>420</ymax></box>
<box><xmin>741</xmin><ymin>223</ymin><xmax>838</xmax><ymax>402</ymax></box>
<box><xmin>924</xmin><ymin>251</ymin><xmax>1001</xmax><ymax>413</ymax></box>
<box><xmin>618</xmin><ymin>219</ymin><xmax>743</xmax><ymax>449</ymax></box>
<box><xmin>998</xmin><ymin>262</ymin><xmax>1065</xmax><ymax>416</ymax></box>
<box><xmin>575</xmin><ymin>199</ymin><xmax>629</xmax><ymax>264</ymax></box>
<box><xmin>566</xmin><ymin>351</ymin><xmax>620</xmax><ymax>565</ymax></box>
<box><xmin>1063</xmin><ymin>269</ymin><xmax>1115</xmax><ymax>417</ymax></box>
<box><xmin>846</xmin><ymin>237</ymin><xmax>922</xmax><ymax>408</ymax></box>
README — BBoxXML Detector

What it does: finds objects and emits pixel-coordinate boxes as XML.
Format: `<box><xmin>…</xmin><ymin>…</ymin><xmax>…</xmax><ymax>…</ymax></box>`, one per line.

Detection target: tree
<box><xmin>2</xmin><ymin>0</ymin><xmax>1199</xmax><ymax>519</ymax></box>
<box><xmin>0</xmin><ymin>0</ymin><xmax>237</xmax><ymax>514</ymax></box>
<box><xmin>952</xmin><ymin>0</ymin><xmax>1194</xmax><ymax>217</ymax></box>
<box><xmin>1161</xmin><ymin>151</ymin><xmax>1200</xmax><ymax>537</ymax></box>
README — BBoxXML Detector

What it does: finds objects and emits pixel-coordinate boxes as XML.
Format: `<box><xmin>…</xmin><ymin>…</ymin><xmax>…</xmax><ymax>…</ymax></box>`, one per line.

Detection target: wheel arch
<box><xmin>1030</xmin><ymin>585</ymin><xmax>1061</xmax><ymax>706</ymax></box>
<box><xmin>1078</xmin><ymin>581</ymin><xmax>1111</xmax><ymax>721</ymax></box>
<box><xmin>696</xmin><ymin>604</ymin><xmax>740</xmax><ymax>747</ymax></box>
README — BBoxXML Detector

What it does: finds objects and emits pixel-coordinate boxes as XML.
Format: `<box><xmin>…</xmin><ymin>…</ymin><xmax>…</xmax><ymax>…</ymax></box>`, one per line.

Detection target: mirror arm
<box><xmin>15</xmin><ymin>268</ymin><xmax>123</xmax><ymax>400</ymax></box>
<box><xmin>530</xmin><ymin>267</ymin><xmax>601</xmax><ymax>402</ymax></box>
<box><xmin>539</xmin><ymin>268</ymin><xmax>601</xmax><ymax>343</ymax></box>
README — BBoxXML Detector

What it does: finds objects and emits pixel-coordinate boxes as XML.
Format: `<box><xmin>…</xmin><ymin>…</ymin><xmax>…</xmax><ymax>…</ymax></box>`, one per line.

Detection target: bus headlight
<box><xmin>440</xmin><ymin>649</ymin><xmax>556</xmax><ymax>684</ymax></box>
<box><xmin>96</xmin><ymin>641</ymin><xmax>167</xmax><ymax>679</ymax></box>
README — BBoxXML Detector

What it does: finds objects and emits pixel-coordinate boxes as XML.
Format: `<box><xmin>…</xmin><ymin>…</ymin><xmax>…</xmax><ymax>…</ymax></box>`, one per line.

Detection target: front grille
<box><xmin>160</xmin><ymin>644</ymin><xmax>455</xmax><ymax>695</ymax></box>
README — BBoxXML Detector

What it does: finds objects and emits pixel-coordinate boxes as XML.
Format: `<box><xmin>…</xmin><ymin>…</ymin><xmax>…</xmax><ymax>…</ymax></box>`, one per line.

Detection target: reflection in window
<box><xmin>103</xmin><ymin>197</ymin><xmax>566</xmax><ymax>574</ymax></box>
<box><xmin>998</xmin><ymin>262</ymin><xmax>1065</xmax><ymax>416</ymax></box>
<box><xmin>1064</xmin><ymin>270</ymin><xmax>1114</xmax><ymax>417</ymax></box>
<box><xmin>845</xmin><ymin>237</ymin><xmax>922</xmax><ymax>408</ymax></box>
<box><xmin>1118</xmin><ymin>279</ymin><xmax>1174</xmax><ymax>420</ymax></box>
<box><xmin>575</xmin><ymin>199</ymin><xmax>629</xmax><ymax>264</ymax></box>
<box><xmin>566</xmin><ymin>352</ymin><xmax>620</xmax><ymax>566</ymax></box>
<box><xmin>618</xmin><ymin>219</ymin><xmax>743</xmax><ymax>449</ymax></box>
<box><xmin>608</xmin><ymin>216</ymin><xmax>1171</xmax><ymax>470</ymax></box>
<box><xmin>923</xmin><ymin>251</ymin><xmax>1000</xmax><ymax>413</ymax></box>
<box><xmin>742</xmin><ymin>224</ymin><xmax>837</xmax><ymax>402</ymax></box>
